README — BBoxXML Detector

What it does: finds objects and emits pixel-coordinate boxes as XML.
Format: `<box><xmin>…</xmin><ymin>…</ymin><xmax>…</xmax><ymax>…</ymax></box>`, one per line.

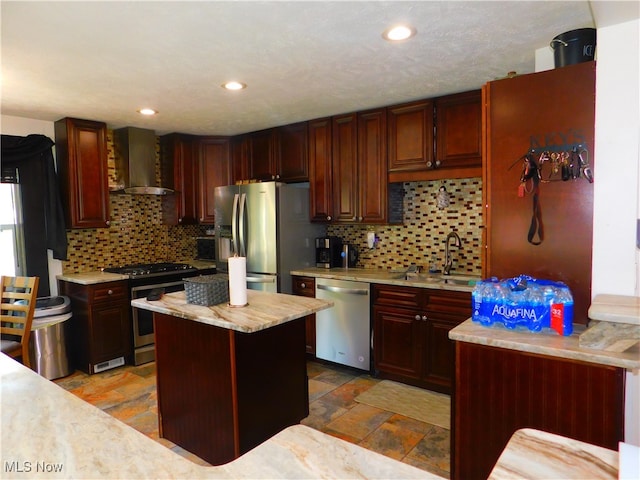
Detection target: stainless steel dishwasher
<box><xmin>315</xmin><ymin>278</ymin><xmax>371</xmax><ymax>371</ymax></box>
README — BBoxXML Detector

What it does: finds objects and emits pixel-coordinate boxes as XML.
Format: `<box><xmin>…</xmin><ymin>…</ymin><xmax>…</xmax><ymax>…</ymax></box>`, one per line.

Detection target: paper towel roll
<box><xmin>228</xmin><ymin>256</ymin><xmax>248</xmax><ymax>306</ymax></box>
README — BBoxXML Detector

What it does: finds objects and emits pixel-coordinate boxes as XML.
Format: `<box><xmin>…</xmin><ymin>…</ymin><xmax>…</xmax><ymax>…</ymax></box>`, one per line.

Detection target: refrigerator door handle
<box><xmin>231</xmin><ymin>193</ymin><xmax>240</xmax><ymax>255</ymax></box>
<box><xmin>238</xmin><ymin>193</ymin><xmax>247</xmax><ymax>257</ymax></box>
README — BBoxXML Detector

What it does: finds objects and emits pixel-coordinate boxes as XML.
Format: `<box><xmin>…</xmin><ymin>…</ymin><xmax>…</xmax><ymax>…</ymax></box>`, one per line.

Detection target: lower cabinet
<box><xmin>291</xmin><ymin>275</ymin><xmax>316</xmax><ymax>356</ymax></box>
<box><xmin>452</xmin><ymin>342</ymin><xmax>625</xmax><ymax>480</ymax></box>
<box><xmin>59</xmin><ymin>280</ymin><xmax>132</xmax><ymax>374</ymax></box>
<box><xmin>372</xmin><ymin>284</ymin><xmax>470</xmax><ymax>394</ymax></box>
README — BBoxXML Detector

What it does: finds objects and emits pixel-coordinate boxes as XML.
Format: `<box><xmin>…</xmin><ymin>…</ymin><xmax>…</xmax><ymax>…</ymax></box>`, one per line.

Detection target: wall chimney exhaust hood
<box><xmin>112</xmin><ymin>126</ymin><xmax>173</xmax><ymax>195</ymax></box>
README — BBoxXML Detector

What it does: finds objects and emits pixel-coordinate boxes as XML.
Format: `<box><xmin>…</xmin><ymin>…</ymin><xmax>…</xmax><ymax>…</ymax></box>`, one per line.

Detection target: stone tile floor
<box><xmin>55</xmin><ymin>360</ymin><xmax>450</xmax><ymax>478</ymax></box>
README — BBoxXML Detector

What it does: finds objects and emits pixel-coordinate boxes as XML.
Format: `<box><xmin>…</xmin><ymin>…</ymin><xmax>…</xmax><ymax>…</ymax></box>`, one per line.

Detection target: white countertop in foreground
<box><xmin>449</xmin><ymin>319</ymin><xmax>640</xmax><ymax>370</ymax></box>
<box><xmin>0</xmin><ymin>355</ymin><xmax>436</xmax><ymax>480</ymax></box>
<box><xmin>488</xmin><ymin>428</ymin><xmax>618</xmax><ymax>479</ymax></box>
<box><xmin>131</xmin><ymin>290</ymin><xmax>332</xmax><ymax>333</ymax></box>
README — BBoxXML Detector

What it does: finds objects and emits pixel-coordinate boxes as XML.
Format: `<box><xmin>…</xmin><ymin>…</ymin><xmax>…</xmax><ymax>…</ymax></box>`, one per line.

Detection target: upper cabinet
<box><xmin>197</xmin><ymin>136</ymin><xmax>231</xmax><ymax>224</ymax></box>
<box><xmin>247</xmin><ymin>128</ymin><xmax>277</xmax><ymax>181</ymax></box>
<box><xmin>388</xmin><ymin>99</ymin><xmax>434</xmax><ymax>177</ymax></box>
<box><xmin>235</xmin><ymin>122</ymin><xmax>310</xmax><ymax>183</ymax></box>
<box><xmin>161</xmin><ymin>134</ymin><xmax>231</xmax><ymax>225</ymax></box>
<box><xmin>387</xmin><ymin>90</ymin><xmax>482</xmax><ymax>183</ymax></box>
<box><xmin>309</xmin><ymin>109</ymin><xmax>396</xmax><ymax>225</ymax></box>
<box><xmin>277</xmin><ymin>121</ymin><xmax>309</xmax><ymax>182</ymax></box>
<box><xmin>54</xmin><ymin>117</ymin><xmax>110</xmax><ymax>228</ymax></box>
<box><xmin>308</xmin><ymin>118</ymin><xmax>333</xmax><ymax>222</ymax></box>
<box><xmin>160</xmin><ymin>133</ymin><xmax>198</xmax><ymax>225</ymax></box>
<box><xmin>434</xmin><ymin>90</ymin><xmax>482</xmax><ymax>170</ymax></box>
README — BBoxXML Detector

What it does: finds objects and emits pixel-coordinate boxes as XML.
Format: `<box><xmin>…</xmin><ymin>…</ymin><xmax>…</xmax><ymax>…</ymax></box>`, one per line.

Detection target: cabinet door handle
<box><xmin>327</xmin><ymin>215</ymin><xmax>332</xmax><ymax>221</ymax></box>
<box><xmin>427</xmin><ymin>161</ymin><xmax>433</xmax><ymax>168</ymax></box>
<box><xmin>108</xmin><ymin>289</ymin><xmax>113</xmax><ymax>295</ymax></box>
<box><xmin>105</xmin><ymin>220</ymin><xmax>111</xmax><ymax>226</ymax></box>
<box><xmin>358</xmin><ymin>216</ymin><xmax>363</xmax><ymax>221</ymax></box>
<box><xmin>435</xmin><ymin>160</ymin><xmax>441</xmax><ymax>167</ymax></box>
<box><xmin>301</xmin><ymin>283</ymin><xmax>306</xmax><ymax>289</ymax></box>
<box><xmin>415</xmin><ymin>314</ymin><xmax>421</xmax><ymax>321</ymax></box>
<box><xmin>422</xmin><ymin>315</ymin><xmax>428</xmax><ymax>321</ymax></box>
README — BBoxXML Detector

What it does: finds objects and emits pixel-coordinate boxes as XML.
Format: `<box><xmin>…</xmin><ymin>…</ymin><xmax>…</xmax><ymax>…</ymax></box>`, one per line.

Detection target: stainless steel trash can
<box><xmin>29</xmin><ymin>296</ymin><xmax>72</xmax><ymax>380</ymax></box>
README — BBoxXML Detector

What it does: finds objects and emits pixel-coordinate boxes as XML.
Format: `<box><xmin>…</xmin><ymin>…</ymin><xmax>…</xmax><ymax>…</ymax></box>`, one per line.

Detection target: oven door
<box><xmin>131</xmin><ymin>280</ymin><xmax>186</xmax><ymax>349</ymax></box>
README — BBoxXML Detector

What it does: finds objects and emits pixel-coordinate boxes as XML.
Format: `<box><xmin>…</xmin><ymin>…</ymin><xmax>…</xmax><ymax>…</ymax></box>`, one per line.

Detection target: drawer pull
<box><xmin>301</xmin><ymin>283</ymin><xmax>306</xmax><ymax>289</ymax></box>
<box><xmin>415</xmin><ymin>314</ymin><xmax>421</xmax><ymax>321</ymax></box>
<box><xmin>108</xmin><ymin>289</ymin><xmax>113</xmax><ymax>295</ymax></box>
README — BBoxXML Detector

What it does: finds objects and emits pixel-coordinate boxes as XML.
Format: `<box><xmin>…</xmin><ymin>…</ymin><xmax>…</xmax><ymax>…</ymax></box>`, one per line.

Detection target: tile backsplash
<box><xmin>328</xmin><ymin>179</ymin><xmax>484</xmax><ymax>275</ymax></box>
<box><xmin>62</xmin><ymin>128</ymin><xmax>483</xmax><ymax>274</ymax></box>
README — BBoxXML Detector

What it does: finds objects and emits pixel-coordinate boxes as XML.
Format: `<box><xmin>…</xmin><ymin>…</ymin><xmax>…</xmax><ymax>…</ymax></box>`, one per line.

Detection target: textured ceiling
<box><xmin>0</xmin><ymin>1</ymin><xmax>601</xmax><ymax>136</ymax></box>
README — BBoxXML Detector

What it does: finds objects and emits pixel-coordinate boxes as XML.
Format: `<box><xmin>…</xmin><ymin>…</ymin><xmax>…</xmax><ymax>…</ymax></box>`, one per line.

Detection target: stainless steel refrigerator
<box><xmin>214</xmin><ymin>182</ymin><xmax>324</xmax><ymax>294</ymax></box>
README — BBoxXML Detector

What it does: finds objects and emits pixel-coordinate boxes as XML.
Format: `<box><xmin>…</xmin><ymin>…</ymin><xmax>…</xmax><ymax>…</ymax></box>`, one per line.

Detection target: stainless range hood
<box><xmin>112</xmin><ymin>126</ymin><xmax>173</xmax><ymax>195</ymax></box>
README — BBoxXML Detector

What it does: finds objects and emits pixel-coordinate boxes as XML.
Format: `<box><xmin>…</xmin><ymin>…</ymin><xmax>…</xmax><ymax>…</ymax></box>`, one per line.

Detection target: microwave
<box><xmin>196</xmin><ymin>237</ymin><xmax>216</xmax><ymax>261</ymax></box>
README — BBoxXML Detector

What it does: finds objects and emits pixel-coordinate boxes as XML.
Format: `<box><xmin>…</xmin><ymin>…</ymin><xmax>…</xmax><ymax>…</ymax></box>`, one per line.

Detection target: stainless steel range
<box><xmin>103</xmin><ymin>262</ymin><xmax>215</xmax><ymax>365</ymax></box>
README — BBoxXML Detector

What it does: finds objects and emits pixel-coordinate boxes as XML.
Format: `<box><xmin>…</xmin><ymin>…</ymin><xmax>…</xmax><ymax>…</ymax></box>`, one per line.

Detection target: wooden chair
<box><xmin>0</xmin><ymin>276</ymin><xmax>39</xmax><ymax>368</ymax></box>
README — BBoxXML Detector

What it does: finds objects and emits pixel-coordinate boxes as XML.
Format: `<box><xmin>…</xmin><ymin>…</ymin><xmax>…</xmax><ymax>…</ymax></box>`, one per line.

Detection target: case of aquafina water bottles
<box><xmin>471</xmin><ymin>274</ymin><xmax>574</xmax><ymax>336</ymax></box>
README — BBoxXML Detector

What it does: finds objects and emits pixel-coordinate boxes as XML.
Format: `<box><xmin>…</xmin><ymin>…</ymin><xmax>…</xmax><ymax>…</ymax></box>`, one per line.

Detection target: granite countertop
<box><xmin>290</xmin><ymin>267</ymin><xmax>480</xmax><ymax>292</ymax></box>
<box><xmin>488</xmin><ymin>428</ymin><xmax>618</xmax><ymax>479</ymax></box>
<box><xmin>449</xmin><ymin>319</ymin><xmax>640</xmax><ymax>370</ymax></box>
<box><xmin>0</xmin><ymin>355</ymin><xmax>439</xmax><ymax>480</ymax></box>
<box><xmin>57</xmin><ymin>261</ymin><xmax>216</xmax><ymax>285</ymax></box>
<box><xmin>589</xmin><ymin>294</ymin><xmax>640</xmax><ymax>325</ymax></box>
<box><xmin>131</xmin><ymin>290</ymin><xmax>332</xmax><ymax>333</ymax></box>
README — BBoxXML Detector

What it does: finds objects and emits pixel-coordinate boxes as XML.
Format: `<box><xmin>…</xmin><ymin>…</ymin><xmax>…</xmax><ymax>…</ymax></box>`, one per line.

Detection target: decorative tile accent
<box><xmin>328</xmin><ymin>179</ymin><xmax>484</xmax><ymax>275</ymax></box>
<box><xmin>62</xmin><ymin>130</ymin><xmax>206</xmax><ymax>273</ymax></box>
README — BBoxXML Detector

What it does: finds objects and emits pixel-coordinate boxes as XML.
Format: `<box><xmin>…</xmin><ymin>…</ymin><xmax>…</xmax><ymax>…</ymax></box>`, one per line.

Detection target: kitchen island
<box><xmin>449</xmin><ymin>319</ymin><xmax>639</xmax><ymax>480</ymax></box>
<box><xmin>131</xmin><ymin>289</ymin><xmax>332</xmax><ymax>466</ymax></box>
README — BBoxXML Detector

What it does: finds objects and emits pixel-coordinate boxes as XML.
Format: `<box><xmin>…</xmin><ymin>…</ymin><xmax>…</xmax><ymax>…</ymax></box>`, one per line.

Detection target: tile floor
<box><xmin>55</xmin><ymin>360</ymin><xmax>450</xmax><ymax>478</ymax></box>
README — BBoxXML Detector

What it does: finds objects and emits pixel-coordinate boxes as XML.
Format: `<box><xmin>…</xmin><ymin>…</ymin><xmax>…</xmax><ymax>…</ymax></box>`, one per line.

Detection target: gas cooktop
<box><xmin>103</xmin><ymin>262</ymin><xmax>196</xmax><ymax>277</ymax></box>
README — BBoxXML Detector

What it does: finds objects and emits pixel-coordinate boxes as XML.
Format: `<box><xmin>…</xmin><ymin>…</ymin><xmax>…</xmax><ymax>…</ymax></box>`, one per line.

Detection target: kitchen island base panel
<box><xmin>453</xmin><ymin>341</ymin><xmax>625</xmax><ymax>480</ymax></box>
<box><xmin>154</xmin><ymin>312</ymin><xmax>308</xmax><ymax>466</ymax></box>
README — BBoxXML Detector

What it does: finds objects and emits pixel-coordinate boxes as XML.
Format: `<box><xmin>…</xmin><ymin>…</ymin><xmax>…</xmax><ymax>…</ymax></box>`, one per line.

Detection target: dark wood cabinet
<box><xmin>484</xmin><ymin>61</ymin><xmax>595</xmax><ymax>324</ymax></box>
<box><xmin>291</xmin><ymin>275</ymin><xmax>317</xmax><ymax>356</ymax></box>
<box><xmin>387</xmin><ymin>91</ymin><xmax>482</xmax><ymax>182</ymax></box>
<box><xmin>330</xmin><ymin>109</ymin><xmax>389</xmax><ymax>224</ymax></box>
<box><xmin>332</xmin><ymin>113</ymin><xmax>359</xmax><ymax>222</ymax></box>
<box><xmin>357</xmin><ymin>109</ymin><xmax>388</xmax><ymax>224</ymax></box>
<box><xmin>434</xmin><ymin>90</ymin><xmax>482</xmax><ymax>171</ymax></box>
<box><xmin>452</xmin><ymin>341</ymin><xmax>625</xmax><ymax>480</ymax></box>
<box><xmin>54</xmin><ymin>117</ymin><xmax>110</xmax><ymax>228</ymax></box>
<box><xmin>160</xmin><ymin>133</ymin><xmax>198</xmax><ymax>225</ymax></box>
<box><xmin>388</xmin><ymin>99</ymin><xmax>434</xmax><ymax>180</ymax></box>
<box><xmin>231</xmin><ymin>135</ymin><xmax>249</xmax><ymax>184</ymax></box>
<box><xmin>197</xmin><ymin>136</ymin><xmax>231</xmax><ymax>224</ymax></box>
<box><xmin>154</xmin><ymin>312</ymin><xmax>308</xmax><ymax>466</ymax></box>
<box><xmin>308</xmin><ymin>117</ymin><xmax>334</xmax><ymax>222</ymax></box>
<box><xmin>59</xmin><ymin>280</ymin><xmax>131</xmax><ymax>374</ymax></box>
<box><xmin>277</xmin><ymin>121</ymin><xmax>309</xmax><ymax>182</ymax></box>
<box><xmin>247</xmin><ymin>128</ymin><xmax>277</xmax><ymax>181</ymax></box>
<box><xmin>372</xmin><ymin>284</ymin><xmax>470</xmax><ymax>394</ymax></box>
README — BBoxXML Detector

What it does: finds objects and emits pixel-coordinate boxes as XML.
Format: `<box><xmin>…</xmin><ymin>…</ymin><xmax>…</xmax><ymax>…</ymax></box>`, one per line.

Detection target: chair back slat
<box><xmin>0</xmin><ymin>276</ymin><xmax>39</xmax><ymax>368</ymax></box>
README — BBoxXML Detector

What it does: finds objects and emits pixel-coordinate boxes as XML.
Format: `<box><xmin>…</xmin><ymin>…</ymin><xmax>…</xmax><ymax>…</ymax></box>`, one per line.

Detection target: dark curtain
<box><xmin>1</xmin><ymin>134</ymin><xmax>68</xmax><ymax>296</ymax></box>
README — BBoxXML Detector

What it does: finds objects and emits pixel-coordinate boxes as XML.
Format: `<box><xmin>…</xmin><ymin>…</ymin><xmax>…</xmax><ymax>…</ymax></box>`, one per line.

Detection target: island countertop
<box><xmin>131</xmin><ymin>289</ymin><xmax>333</xmax><ymax>333</ymax></box>
<box><xmin>449</xmin><ymin>319</ymin><xmax>640</xmax><ymax>370</ymax></box>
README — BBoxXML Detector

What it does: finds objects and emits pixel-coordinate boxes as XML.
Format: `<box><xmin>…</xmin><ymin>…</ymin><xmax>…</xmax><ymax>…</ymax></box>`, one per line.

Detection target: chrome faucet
<box><xmin>443</xmin><ymin>231</ymin><xmax>462</xmax><ymax>275</ymax></box>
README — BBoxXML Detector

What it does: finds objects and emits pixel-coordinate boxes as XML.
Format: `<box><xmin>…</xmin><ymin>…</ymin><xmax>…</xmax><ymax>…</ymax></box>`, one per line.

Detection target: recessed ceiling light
<box><xmin>138</xmin><ymin>108</ymin><xmax>157</xmax><ymax>116</ymax></box>
<box><xmin>383</xmin><ymin>25</ymin><xmax>416</xmax><ymax>42</ymax></box>
<box><xmin>222</xmin><ymin>81</ymin><xmax>247</xmax><ymax>91</ymax></box>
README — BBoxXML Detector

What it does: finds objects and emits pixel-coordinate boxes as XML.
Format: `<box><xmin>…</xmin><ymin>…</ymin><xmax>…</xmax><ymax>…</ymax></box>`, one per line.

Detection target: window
<box><xmin>0</xmin><ymin>182</ymin><xmax>25</xmax><ymax>277</ymax></box>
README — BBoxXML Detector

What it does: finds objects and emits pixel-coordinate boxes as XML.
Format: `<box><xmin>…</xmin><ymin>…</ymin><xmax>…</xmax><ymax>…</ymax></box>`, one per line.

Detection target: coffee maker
<box><xmin>316</xmin><ymin>237</ymin><xmax>342</xmax><ymax>268</ymax></box>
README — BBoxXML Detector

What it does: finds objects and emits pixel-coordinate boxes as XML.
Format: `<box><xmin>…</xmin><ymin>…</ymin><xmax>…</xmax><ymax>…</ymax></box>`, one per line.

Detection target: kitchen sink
<box><xmin>440</xmin><ymin>274</ymin><xmax>480</xmax><ymax>286</ymax></box>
